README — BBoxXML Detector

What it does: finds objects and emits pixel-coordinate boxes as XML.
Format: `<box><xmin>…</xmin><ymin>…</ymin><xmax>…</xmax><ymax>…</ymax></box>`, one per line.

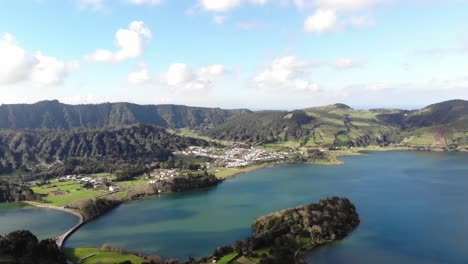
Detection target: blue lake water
<box><xmin>0</xmin><ymin>203</ymin><xmax>77</xmax><ymax>239</ymax></box>
<box><xmin>63</xmin><ymin>151</ymin><xmax>468</xmax><ymax>263</ymax></box>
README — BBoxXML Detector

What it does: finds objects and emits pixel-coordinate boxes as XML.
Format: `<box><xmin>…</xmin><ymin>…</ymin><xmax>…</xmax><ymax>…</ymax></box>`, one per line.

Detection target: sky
<box><xmin>0</xmin><ymin>0</ymin><xmax>467</xmax><ymax>110</ymax></box>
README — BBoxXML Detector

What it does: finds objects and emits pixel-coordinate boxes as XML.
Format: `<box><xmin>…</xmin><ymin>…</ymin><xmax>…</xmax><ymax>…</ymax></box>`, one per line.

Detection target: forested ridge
<box><xmin>0</xmin><ymin>124</ymin><xmax>210</xmax><ymax>175</ymax></box>
<box><xmin>0</xmin><ymin>100</ymin><xmax>250</xmax><ymax>130</ymax></box>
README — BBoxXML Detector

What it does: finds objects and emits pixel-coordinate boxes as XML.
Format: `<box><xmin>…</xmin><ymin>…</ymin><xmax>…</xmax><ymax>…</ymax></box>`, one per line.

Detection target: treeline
<box><xmin>0</xmin><ymin>180</ymin><xmax>37</xmax><ymax>202</ymax></box>
<box><xmin>0</xmin><ymin>124</ymin><xmax>210</xmax><ymax>175</ymax></box>
<box><xmin>170</xmin><ymin>172</ymin><xmax>222</xmax><ymax>192</ymax></box>
<box><xmin>205</xmin><ymin>110</ymin><xmax>401</xmax><ymax>147</ymax></box>
<box><xmin>0</xmin><ymin>230</ymin><xmax>67</xmax><ymax>264</ymax></box>
<box><xmin>0</xmin><ymin>100</ymin><xmax>249</xmax><ymax>130</ymax></box>
<box><xmin>201</xmin><ymin>197</ymin><xmax>360</xmax><ymax>264</ymax></box>
<box><xmin>205</xmin><ymin>111</ymin><xmax>311</xmax><ymax>144</ymax></box>
<box><xmin>73</xmin><ymin>198</ymin><xmax>121</xmax><ymax>220</ymax></box>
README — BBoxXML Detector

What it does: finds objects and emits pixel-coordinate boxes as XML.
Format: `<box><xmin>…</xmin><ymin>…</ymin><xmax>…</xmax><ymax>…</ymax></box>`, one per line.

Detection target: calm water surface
<box><xmin>64</xmin><ymin>151</ymin><xmax>468</xmax><ymax>263</ymax></box>
<box><xmin>0</xmin><ymin>203</ymin><xmax>77</xmax><ymax>239</ymax></box>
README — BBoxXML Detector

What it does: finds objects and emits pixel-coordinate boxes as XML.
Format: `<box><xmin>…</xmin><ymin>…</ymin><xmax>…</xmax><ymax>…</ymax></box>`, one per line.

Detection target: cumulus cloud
<box><xmin>161</xmin><ymin>63</ymin><xmax>227</xmax><ymax>92</ymax></box>
<box><xmin>334</xmin><ymin>58</ymin><xmax>366</xmax><ymax>69</ymax></box>
<box><xmin>127</xmin><ymin>63</ymin><xmax>151</xmax><ymax>85</ymax></box>
<box><xmin>199</xmin><ymin>0</ymin><xmax>268</xmax><ymax>12</ymax></box>
<box><xmin>85</xmin><ymin>21</ymin><xmax>152</xmax><ymax>63</ymax></box>
<box><xmin>253</xmin><ymin>56</ymin><xmax>320</xmax><ymax>92</ymax></box>
<box><xmin>0</xmin><ymin>33</ymin><xmax>78</xmax><ymax>87</ymax></box>
<box><xmin>315</xmin><ymin>0</ymin><xmax>376</xmax><ymax>12</ymax></box>
<box><xmin>199</xmin><ymin>0</ymin><xmax>242</xmax><ymax>11</ymax></box>
<box><xmin>304</xmin><ymin>9</ymin><xmax>338</xmax><ymax>33</ymax></box>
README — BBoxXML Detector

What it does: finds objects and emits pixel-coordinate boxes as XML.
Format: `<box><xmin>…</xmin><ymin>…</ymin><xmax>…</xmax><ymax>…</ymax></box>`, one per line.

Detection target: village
<box><xmin>57</xmin><ymin>174</ymin><xmax>120</xmax><ymax>192</ymax></box>
<box><xmin>39</xmin><ymin>145</ymin><xmax>315</xmax><ymax>205</ymax></box>
<box><xmin>174</xmin><ymin>146</ymin><xmax>293</xmax><ymax>168</ymax></box>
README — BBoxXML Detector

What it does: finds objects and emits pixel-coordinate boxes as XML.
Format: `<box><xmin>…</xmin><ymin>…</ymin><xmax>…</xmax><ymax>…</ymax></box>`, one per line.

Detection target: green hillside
<box><xmin>0</xmin><ymin>124</ymin><xmax>209</xmax><ymax>175</ymax></box>
<box><xmin>205</xmin><ymin>104</ymin><xmax>401</xmax><ymax>148</ymax></box>
<box><xmin>0</xmin><ymin>100</ymin><xmax>250</xmax><ymax>130</ymax></box>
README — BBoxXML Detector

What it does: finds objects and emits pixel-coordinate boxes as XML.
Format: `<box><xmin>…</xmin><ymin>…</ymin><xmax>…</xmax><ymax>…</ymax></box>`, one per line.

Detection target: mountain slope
<box><xmin>375</xmin><ymin>100</ymin><xmax>468</xmax><ymax>148</ymax></box>
<box><xmin>0</xmin><ymin>100</ymin><xmax>250</xmax><ymax>130</ymax></box>
<box><xmin>0</xmin><ymin>124</ymin><xmax>209</xmax><ymax>174</ymax></box>
<box><xmin>206</xmin><ymin>105</ymin><xmax>401</xmax><ymax>147</ymax></box>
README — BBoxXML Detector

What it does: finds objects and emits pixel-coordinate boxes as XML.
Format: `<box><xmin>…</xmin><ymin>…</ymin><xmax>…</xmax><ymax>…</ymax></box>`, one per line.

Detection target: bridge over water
<box><xmin>30</xmin><ymin>203</ymin><xmax>85</xmax><ymax>248</ymax></box>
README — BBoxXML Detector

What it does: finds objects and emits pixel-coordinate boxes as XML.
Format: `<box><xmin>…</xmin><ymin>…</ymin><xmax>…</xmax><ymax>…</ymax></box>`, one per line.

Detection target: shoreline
<box><xmin>10</xmin><ymin>146</ymin><xmax>468</xmax><ymax>263</ymax></box>
<box><xmin>22</xmin><ymin>201</ymin><xmax>85</xmax><ymax>249</ymax></box>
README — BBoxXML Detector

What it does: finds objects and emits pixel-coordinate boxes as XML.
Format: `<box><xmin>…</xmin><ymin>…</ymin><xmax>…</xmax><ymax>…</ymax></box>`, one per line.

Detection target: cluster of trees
<box><xmin>0</xmin><ymin>230</ymin><xmax>66</xmax><ymax>264</ymax></box>
<box><xmin>0</xmin><ymin>180</ymin><xmax>37</xmax><ymax>202</ymax></box>
<box><xmin>169</xmin><ymin>172</ymin><xmax>222</xmax><ymax>192</ymax></box>
<box><xmin>158</xmin><ymin>156</ymin><xmax>211</xmax><ymax>171</ymax></box>
<box><xmin>0</xmin><ymin>124</ymin><xmax>210</xmax><ymax>175</ymax></box>
<box><xmin>205</xmin><ymin>111</ymin><xmax>311</xmax><ymax>144</ymax></box>
<box><xmin>74</xmin><ymin>198</ymin><xmax>121</xmax><ymax>220</ymax></box>
<box><xmin>198</xmin><ymin>197</ymin><xmax>360</xmax><ymax>264</ymax></box>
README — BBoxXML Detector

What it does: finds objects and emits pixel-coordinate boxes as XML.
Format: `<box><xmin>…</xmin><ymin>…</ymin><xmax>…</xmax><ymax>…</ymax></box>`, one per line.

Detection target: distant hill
<box><xmin>206</xmin><ymin>104</ymin><xmax>401</xmax><ymax>147</ymax></box>
<box><xmin>0</xmin><ymin>99</ymin><xmax>466</xmax><ymax>151</ymax></box>
<box><xmin>0</xmin><ymin>100</ymin><xmax>250</xmax><ymax>130</ymax></box>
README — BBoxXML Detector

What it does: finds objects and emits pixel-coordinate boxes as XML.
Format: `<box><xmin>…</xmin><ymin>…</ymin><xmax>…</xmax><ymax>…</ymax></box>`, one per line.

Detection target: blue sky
<box><xmin>0</xmin><ymin>0</ymin><xmax>467</xmax><ymax>110</ymax></box>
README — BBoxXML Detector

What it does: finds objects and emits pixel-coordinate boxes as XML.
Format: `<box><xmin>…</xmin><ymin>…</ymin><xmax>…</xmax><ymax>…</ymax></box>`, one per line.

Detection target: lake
<box><xmin>63</xmin><ymin>151</ymin><xmax>468</xmax><ymax>263</ymax></box>
<box><xmin>0</xmin><ymin>203</ymin><xmax>78</xmax><ymax>239</ymax></box>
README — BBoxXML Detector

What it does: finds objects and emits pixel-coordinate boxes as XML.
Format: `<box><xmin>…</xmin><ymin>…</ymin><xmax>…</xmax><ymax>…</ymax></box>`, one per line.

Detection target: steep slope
<box><xmin>0</xmin><ymin>100</ymin><xmax>250</xmax><ymax>130</ymax></box>
<box><xmin>205</xmin><ymin>111</ymin><xmax>312</xmax><ymax>143</ymax></box>
<box><xmin>376</xmin><ymin>100</ymin><xmax>468</xmax><ymax>149</ymax></box>
<box><xmin>206</xmin><ymin>105</ymin><xmax>401</xmax><ymax>147</ymax></box>
<box><xmin>0</xmin><ymin>124</ymin><xmax>209</xmax><ymax>174</ymax></box>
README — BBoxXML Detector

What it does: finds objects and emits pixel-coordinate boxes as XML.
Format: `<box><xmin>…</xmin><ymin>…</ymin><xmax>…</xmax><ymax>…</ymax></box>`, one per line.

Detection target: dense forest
<box><xmin>0</xmin><ymin>180</ymin><xmax>36</xmax><ymax>202</ymax></box>
<box><xmin>0</xmin><ymin>124</ymin><xmax>210</xmax><ymax>175</ymax></box>
<box><xmin>0</xmin><ymin>230</ymin><xmax>67</xmax><ymax>264</ymax></box>
<box><xmin>196</xmin><ymin>197</ymin><xmax>360</xmax><ymax>264</ymax></box>
<box><xmin>0</xmin><ymin>100</ymin><xmax>249</xmax><ymax>130</ymax></box>
<box><xmin>205</xmin><ymin>109</ymin><xmax>402</xmax><ymax>147</ymax></box>
<box><xmin>74</xmin><ymin>198</ymin><xmax>122</xmax><ymax>220</ymax></box>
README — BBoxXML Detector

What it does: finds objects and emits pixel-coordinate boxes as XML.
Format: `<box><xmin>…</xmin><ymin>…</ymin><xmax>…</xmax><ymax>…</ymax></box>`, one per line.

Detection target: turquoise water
<box><xmin>0</xmin><ymin>203</ymin><xmax>78</xmax><ymax>239</ymax></box>
<box><xmin>63</xmin><ymin>151</ymin><xmax>468</xmax><ymax>263</ymax></box>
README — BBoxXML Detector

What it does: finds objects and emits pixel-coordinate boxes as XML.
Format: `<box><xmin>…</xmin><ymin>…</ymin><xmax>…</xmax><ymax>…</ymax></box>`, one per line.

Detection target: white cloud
<box><xmin>162</xmin><ymin>63</ymin><xmax>227</xmax><ymax>92</ymax></box>
<box><xmin>85</xmin><ymin>21</ymin><xmax>152</xmax><ymax>63</ymax></box>
<box><xmin>199</xmin><ymin>0</ymin><xmax>269</xmax><ymax>12</ymax></box>
<box><xmin>253</xmin><ymin>56</ymin><xmax>320</xmax><ymax>92</ymax></box>
<box><xmin>251</xmin><ymin>0</ymin><xmax>269</xmax><ymax>4</ymax></box>
<box><xmin>30</xmin><ymin>52</ymin><xmax>79</xmax><ymax>86</ymax></box>
<box><xmin>315</xmin><ymin>0</ymin><xmax>376</xmax><ymax>11</ymax></box>
<box><xmin>334</xmin><ymin>58</ymin><xmax>366</xmax><ymax>69</ymax></box>
<box><xmin>126</xmin><ymin>0</ymin><xmax>161</xmax><ymax>5</ymax></box>
<box><xmin>0</xmin><ymin>33</ymin><xmax>35</xmax><ymax>84</ymax></box>
<box><xmin>304</xmin><ymin>9</ymin><xmax>337</xmax><ymax>33</ymax></box>
<box><xmin>199</xmin><ymin>0</ymin><xmax>242</xmax><ymax>11</ymax></box>
<box><xmin>0</xmin><ymin>33</ymin><xmax>78</xmax><ymax>87</ymax></box>
<box><xmin>127</xmin><ymin>63</ymin><xmax>151</xmax><ymax>85</ymax></box>
<box><xmin>213</xmin><ymin>15</ymin><xmax>226</xmax><ymax>24</ymax></box>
